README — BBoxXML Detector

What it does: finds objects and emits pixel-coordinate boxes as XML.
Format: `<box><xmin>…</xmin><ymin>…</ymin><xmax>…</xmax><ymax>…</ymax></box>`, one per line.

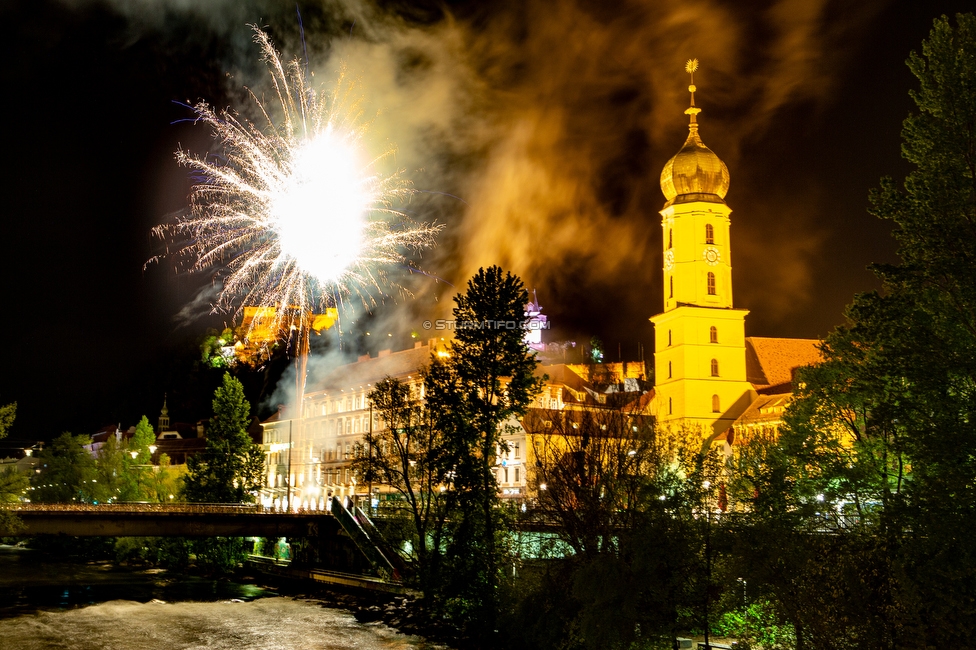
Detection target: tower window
<box><xmin>669</xmin><ymin>276</ymin><xmax>674</xmax><ymax>298</ymax></box>
<box><xmin>668</xmin><ymin>397</ymin><xmax>672</xmax><ymax>415</ymax></box>
<box><xmin>668</xmin><ymin>229</ymin><xmax>673</xmax><ymax>249</ymax></box>
<box><xmin>707</xmin><ymin>272</ymin><xmax>716</xmax><ymax>295</ymax></box>
<box><xmin>710</xmin><ymin>359</ymin><xmax>719</xmax><ymax>376</ymax></box>
<box><xmin>668</xmin><ymin>361</ymin><xmax>672</xmax><ymax>379</ymax></box>
<box><xmin>712</xmin><ymin>394</ymin><xmax>720</xmax><ymax>412</ymax></box>
<box><xmin>705</xmin><ymin>223</ymin><xmax>714</xmax><ymax>244</ymax></box>
<box><xmin>668</xmin><ymin>329</ymin><xmax>672</xmax><ymax>346</ymax></box>
<box><xmin>710</xmin><ymin>326</ymin><xmax>718</xmax><ymax>343</ymax></box>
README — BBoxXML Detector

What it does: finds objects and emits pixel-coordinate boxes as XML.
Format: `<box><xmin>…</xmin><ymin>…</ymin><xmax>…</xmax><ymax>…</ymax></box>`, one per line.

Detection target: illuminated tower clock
<box><xmin>650</xmin><ymin>60</ymin><xmax>755</xmax><ymax>441</ymax></box>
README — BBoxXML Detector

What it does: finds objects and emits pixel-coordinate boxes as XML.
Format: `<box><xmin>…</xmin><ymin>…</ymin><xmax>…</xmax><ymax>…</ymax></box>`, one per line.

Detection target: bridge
<box><xmin>0</xmin><ymin>503</ymin><xmax>339</xmax><ymax>538</ymax></box>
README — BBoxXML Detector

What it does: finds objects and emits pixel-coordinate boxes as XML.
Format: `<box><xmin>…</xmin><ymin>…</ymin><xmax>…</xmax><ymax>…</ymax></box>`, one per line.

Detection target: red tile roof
<box><xmin>745</xmin><ymin>337</ymin><xmax>822</xmax><ymax>393</ymax></box>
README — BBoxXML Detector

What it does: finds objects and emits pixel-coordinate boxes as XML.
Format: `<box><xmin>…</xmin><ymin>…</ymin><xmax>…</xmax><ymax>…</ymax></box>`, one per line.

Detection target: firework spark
<box><xmin>156</xmin><ymin>27</ymin><xmax>441</xmax><ymax>337</ymax></box>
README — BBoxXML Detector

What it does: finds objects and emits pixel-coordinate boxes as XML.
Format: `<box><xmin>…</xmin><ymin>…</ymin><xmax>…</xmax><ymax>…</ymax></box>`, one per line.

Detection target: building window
<box><xmin>668</xmin><ymin>361</ymin><xmax>672</xmax><ymax>379</ymax></box>
<box><xmin>668</xmin><ymin>229</ymin><xmax>673</xmax><ymax>249</ymax></box>
<box><xmin>668</xmin><ymin>329</ymin><xmax>672</xmax><ymax>346</ymax></box>
<box><xmin>705</xmin><ymin>223</ymin><xmax>714</xmax><ymax>244</ymax></box>
<box><xmin>707</xmin><ymin>272</ymin><xmax>716</xmax><ymax>295</ymax></box>
<box><xmin>514</xmin><ymin>442</ymin><xmax>520</xmax><ymax>458</ymax></box>
<box><xmin>515</xmin><ymin>467</ymin><xmax>520</xmax><ymax>483</ymax></box>
<box><xmin>669</xmin><ymin>276</ymin><xmax>674</xmax><ymax>298</ymax></box>
<box><xmin>712</xmin><ymin>394</ymin><xmax>720</xmax><ymax>412</ymax></box>
<box><xmin>668</xmin><ymin>397</ymin><xmax>673</xmax><ymax>415</ymax></box>
<box><xmin>711</xmin><ymin>359</ymin><xmax>719</xmax><ymax>376</ymax></box>
<box><xmin>710</xmin><ymin>326</ymin><xmax>718</xmax><ymax>343</ymax></box>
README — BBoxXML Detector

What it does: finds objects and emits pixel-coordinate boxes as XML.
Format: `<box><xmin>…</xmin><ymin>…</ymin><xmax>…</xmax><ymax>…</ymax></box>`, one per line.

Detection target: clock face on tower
<box><xmin>703</xmin><ymin>247</ymin><xmax>721</xmax><ymax>266</ymax></box>
<box><xmin>664</xmin><ymin>249</ymin><xmax>675</xmax><ymax>271</ymax></box>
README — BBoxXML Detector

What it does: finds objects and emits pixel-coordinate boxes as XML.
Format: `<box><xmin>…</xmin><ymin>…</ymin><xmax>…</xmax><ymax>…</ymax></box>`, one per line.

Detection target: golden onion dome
<box><xmin>661</xmin><ymin>59</ymin><xmax>729</xmax><ymax>205</ymax></box>
<box><xmin>660</xmin><ymin>124</ymin><xmax>729</xmax><ymax>205</ymax></box>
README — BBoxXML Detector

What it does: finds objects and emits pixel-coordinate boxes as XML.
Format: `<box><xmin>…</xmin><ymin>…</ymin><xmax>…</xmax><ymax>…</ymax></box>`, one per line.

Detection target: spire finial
<box><xmin>684</xmin><ymin>58</ymin><xmax>701</xmax><ymax>127</ymax></box>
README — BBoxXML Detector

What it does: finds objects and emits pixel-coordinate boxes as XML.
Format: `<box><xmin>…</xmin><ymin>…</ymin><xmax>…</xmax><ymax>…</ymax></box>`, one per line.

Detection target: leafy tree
<box><xmin>131</xmin><ymin>416</ymin><xmax>156</xmax><ymax>462</ymax></box>
<box><xmin>0</xmin><ymin>402</ymin><xmax>26</xmax><ymax>533</ymax></box>
<box><xmin>426</xmin><ymin>266</ymin><xmax>543</xmax><ymax>634</ymax></box>
<box><xmin>731</xmin><ymin>14</ymin><xmax>976</xmax><ymax>649</ymax></box>
<box><xmin>182</xmin><ymin>373</ymin><xmax>264</xmax><ymax>503</ymax></box>
<box><xmin>0</xmin><ymin>402</ymin><xmax>15</xmax><ymax>439</ymax></box>
<box><xmin>519</xmin><ymin>405</ymin><xmax>715</xmax><ymax>649</ymax></box>
<box><xmin>95</xmin><ymin>434</ymin><xmax>137</xmax><ymax>502</ymax></box>
<box><xmin>31</xmin><ymin>432</ymin><xmax>100</xmax><ymax>503</ymax></box>
<box><xmin>352</xmin><ymin>376</ymin><xmax>453</xmax><ymax>602</ymax></box>
<box><xmin>147</xmin><ymin>453</ymin><xmax>180</xmax><ymax>503</ymax></box>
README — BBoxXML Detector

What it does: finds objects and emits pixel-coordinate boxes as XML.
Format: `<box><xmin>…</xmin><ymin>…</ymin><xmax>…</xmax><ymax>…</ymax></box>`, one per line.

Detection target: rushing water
<box><xmin>0</xmin><ymin>545</ymin><xmax>437</xmax><ymax>649</ymax></box>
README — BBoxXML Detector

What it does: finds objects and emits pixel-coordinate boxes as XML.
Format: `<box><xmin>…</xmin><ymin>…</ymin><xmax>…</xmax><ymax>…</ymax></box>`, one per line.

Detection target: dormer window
<box><xmin>705</xmin><ymin>223</ymin><xmax>714</xmax><ymax>244</ymax></box>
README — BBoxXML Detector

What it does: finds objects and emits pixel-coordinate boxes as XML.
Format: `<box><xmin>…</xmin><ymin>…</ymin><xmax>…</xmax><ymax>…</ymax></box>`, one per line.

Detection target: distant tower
<box><xmin>524</xmin><ymin>289</ymin><xmax>548</xmax><ymax>352</ymax></box>
<box><xmin>158</xmin><ymin>394</ymin><xmax>171</xmax><ymax>433</ymax></box>
<box><xmin>650</xmin><ymin>60</ymin><xmax>755</xmax><ymax>440</ymax></box>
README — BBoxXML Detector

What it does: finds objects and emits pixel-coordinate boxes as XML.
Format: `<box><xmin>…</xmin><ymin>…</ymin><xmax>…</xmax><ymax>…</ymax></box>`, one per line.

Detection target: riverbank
<box><xmin>0</xmin><ymin>543</ymin><xmax>455</xmax><ymax>647</ymax></box>
<box><xmin>243</xmin><ymin>565</ymin><xmax>459</xmax><ymax>648</ymax></box>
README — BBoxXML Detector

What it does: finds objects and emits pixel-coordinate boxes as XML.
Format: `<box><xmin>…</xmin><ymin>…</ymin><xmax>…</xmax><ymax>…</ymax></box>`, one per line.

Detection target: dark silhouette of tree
<box><xmin>182</xmin><ymin>373</ymin><xmax>264</xmax><ymax>504</ymax></box>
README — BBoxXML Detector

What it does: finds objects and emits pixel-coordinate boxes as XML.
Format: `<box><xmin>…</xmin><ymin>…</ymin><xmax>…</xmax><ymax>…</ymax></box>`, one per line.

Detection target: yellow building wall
<box><xmin>661</xmin><ymin>201</ymin><xmax>734</xmax><ymax>311</ymax></box>
<box><xmin>652</xmin><ymin>198</ymin><xmax>754</xmax><ymax>442</ymax></box>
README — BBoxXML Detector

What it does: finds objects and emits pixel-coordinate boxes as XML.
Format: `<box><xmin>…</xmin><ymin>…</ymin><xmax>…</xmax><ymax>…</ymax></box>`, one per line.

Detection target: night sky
<box><xmin>1</xmin><ymin>0</ymin><xmax>971</xmax><ymax>442</ymax></box>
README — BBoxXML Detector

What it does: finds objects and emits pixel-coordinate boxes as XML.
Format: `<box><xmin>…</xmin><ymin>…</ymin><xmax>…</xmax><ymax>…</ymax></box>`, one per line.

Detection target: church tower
<box><xmin>158</xmin><ymin>394</ymin><xmax>171</xmax><ymax>433</ymax></box>
<box><xmin>650</xmin><ymin>60</ymin><xmax>755</xmax><ymax>440</ymax></box>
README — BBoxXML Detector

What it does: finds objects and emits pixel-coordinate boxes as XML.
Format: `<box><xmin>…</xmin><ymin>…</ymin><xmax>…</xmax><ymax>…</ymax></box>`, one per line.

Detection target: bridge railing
<box><xmin>2</xmin><ymin>503</ymin><xmax>332</xmax><ymax>515</ymax></box>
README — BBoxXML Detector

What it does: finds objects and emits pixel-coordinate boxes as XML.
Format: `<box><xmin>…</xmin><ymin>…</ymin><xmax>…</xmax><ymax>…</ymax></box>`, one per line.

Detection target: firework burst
<box><xmin>156</xmin><ymin>27</ymin><xmax>441</xmax><ymax>338</ymax></box>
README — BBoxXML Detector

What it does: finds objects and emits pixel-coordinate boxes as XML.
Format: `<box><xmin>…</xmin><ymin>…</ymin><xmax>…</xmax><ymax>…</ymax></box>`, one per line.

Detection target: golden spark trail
<box><xmin>155</xmin><ymin>29</ymin><xmax>441</xmax><ymax>499</ymax></box>
<box><xmin>156</xmin><ymin>27</ymin><xmax>441</xmax><ymax>338</ymax></box>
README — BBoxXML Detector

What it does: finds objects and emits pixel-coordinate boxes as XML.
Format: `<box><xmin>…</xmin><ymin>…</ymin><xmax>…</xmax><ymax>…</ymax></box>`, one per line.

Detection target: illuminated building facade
<box><xmin>259</xmin><ymin>338</ymin><xmax>647</xmax><ymax>509</ymax></box>
<box><xmin>651</xmin><ymin>63</ymin><xmax>820</xmax><ymax>443</ymax></box>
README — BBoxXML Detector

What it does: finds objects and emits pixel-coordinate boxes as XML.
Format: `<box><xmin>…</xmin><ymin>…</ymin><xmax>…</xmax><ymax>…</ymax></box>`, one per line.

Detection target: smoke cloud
<box><xmin>81</xmin><ymin>0</ymin><xmax>886</xmax><ymax>336</ymax></box>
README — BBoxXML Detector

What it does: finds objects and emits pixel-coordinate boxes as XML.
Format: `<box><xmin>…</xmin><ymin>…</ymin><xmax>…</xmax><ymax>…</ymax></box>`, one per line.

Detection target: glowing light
<box><xmin>154</xmin><ymin>27</ymin><xmax>441</xmax><ymax>336</ymax></box>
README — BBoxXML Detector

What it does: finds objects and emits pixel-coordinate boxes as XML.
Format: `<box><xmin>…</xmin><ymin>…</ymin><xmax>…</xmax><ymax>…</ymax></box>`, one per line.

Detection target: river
<box><xmin>0</xmin><ymin>545</ymin><xmax>440</xmax><ymax>649</ymax></box>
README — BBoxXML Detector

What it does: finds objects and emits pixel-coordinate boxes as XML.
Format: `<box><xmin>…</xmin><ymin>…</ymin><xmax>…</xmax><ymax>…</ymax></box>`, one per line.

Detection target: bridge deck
<box><xmin>0</xmin><ymin>504</ymin><xmax>338</xmax><ymax>538</ymax></box>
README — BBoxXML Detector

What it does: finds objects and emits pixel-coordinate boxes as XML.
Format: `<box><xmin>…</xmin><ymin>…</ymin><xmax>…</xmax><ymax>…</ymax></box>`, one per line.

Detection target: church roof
<box><xmin>745</xmin><ymin>337</ymin><xmax>822</xmax><ymax>393</ymax></box>
<box><xmin>720</xmin><ymin>392</ymin><xmax>793</xmax><ymax>444</ymax></box>
<box><xmin>660</xmin><ymin>62</ymin><xmax>729</xmax><ymax>206</ymax></box>
<box><xmin>660</xmin><ymin>125</ymin><xmax>730</xmax><ymax>205</ymax></box>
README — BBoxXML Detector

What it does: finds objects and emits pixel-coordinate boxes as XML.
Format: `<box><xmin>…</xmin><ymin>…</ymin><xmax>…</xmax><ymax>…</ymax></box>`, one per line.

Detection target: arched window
<box><xmin>710</xmin><ymin>326</ymin><xmax>718</xmax><ymax>343</ymax></box>
<box><xmin>705</xmin><ymin>223</ymin><xmax>714</xmax><ymax>244</ymax></box>
<box><xmin>668</xmin><ymin>229</ymin><xmax>673</xmax><ymax>249</ymax></box>
<box><xmin>707</xmin><ymin>272</ymin><xmax>716</xmax><ymax>295</ymax></box>
<box><xmin>669</xmin><ymin>276</ymin><xmax>674</xmax><ymax>298</ymax></box>
<box><xmin>668</xmin><ymin>361</ymin><xmax>672</xmax><ymax>379</ymax></box>
<box><xmin>710</xmin><ymin>359</ymin><xmax>719</xmax><ymax>376</ymax></box>
<box><xmin>712</xmin><ymin>394</ymin><xmax>720</xmax><ymax>412</ymax></box>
